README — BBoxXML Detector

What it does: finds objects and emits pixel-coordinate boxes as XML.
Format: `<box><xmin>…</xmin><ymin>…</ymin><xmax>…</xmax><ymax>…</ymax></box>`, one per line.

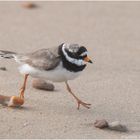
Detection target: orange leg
<box><xmin>8</xmin><ymin>74</ymin><xmax>29</xmax><ymax>107</ymax></box>
<box><xmin>65</xmin><ymin>81</ymin><xmax>91</xmax><ymax>110</ymax></box>
<box><xmin>19</xmin><ymin>74</ymin><xmax>29</xmax><ymax>99</ymax></box>
<box><xmin>0</xmin><ymin>74</ymin><xmax>29</xmax><ymax>107</ymax></box>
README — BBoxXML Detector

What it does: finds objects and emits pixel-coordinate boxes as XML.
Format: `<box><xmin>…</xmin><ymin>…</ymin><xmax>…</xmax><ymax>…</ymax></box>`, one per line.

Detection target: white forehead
<box><xmin>80</xmin><ymin>51</ymin><xmax>88</xmax><ymax>57</ymax></box>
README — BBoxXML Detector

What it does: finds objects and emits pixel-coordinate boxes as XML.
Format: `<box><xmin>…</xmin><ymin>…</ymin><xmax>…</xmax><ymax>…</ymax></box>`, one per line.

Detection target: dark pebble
<box><xmin>32</xmin><ymin>79</ymin><xmax>55</xmax><ymax>91</ymax></box>
<box><xmin>94</xmin><ymin>119</ymin><xmax>109</xmax><ymax>129</ymax></box>
<box><xmin>0</xmin><ymin>67</ymin><xmax>7</xmax><ymax>71</ymax></box>
<box><xmin>22</xmin><ymin>2</ymin><xmax>38</xmax><ymax>9</ymax></box>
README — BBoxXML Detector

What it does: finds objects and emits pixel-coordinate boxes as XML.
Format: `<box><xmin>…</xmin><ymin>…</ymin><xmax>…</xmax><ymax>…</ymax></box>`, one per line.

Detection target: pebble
<box><xmin>94</xmin><ymin>119</ymin><xmax>108</xmax><ymax>129</ymax></box>
<box><xmin>0</xmin><ymin>67</ymin><xmax>7</xmax><ymax>71</ymax></box>
<box><xmin>108</xmin><ymin>121</ymin><xmax>128</xmax><ymax>132</ymax></box>
<box><xmin>94</xmin><ymin>119</ymin><xmax>128</xmax><ymax>132</ymax></box>
<box><xmin>22</xmin><ymin>2</ymin><xmax>37</xmax><ymax>9</ymax></box>
<box><xmin>23</xmin><ymin>122</ymin><xmax>29</xmax><ymax>127</ymax></box>
<box><xmin>32</xmin><ymin>79</ymin><xmax>55</xmax><ymax>91</ymax></box>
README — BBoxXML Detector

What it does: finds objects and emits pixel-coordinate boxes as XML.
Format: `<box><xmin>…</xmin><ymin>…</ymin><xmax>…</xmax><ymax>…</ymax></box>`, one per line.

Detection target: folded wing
<box><xmin>17</xmin><ymin>48</ymin><xmax>61</xmax><ymax>71</ymax></box>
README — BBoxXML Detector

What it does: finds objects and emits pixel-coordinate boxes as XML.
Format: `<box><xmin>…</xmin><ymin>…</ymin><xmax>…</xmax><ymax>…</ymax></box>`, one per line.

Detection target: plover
<box><xmin>0</xmin><ymin>43</ymin><xmax>92</xmax><ymax>109</ymax></box>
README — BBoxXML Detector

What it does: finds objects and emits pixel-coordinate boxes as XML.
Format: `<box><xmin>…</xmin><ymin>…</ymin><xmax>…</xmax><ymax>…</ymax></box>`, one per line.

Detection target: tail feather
<box><xmin>0</xmin><ymin>50</ymin><xmax>16</xmax><ymax>59</ymax></box>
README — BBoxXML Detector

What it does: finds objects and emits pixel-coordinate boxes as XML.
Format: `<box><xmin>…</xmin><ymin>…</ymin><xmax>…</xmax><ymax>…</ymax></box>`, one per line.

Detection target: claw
<box><xmin>65</xmin><ymin>81</ymin><xmax>91</xmax><ymax>110</ymax></box>
<box><xmin>77</xmin><ymin>100</ymin><xmax>91</xmax><ymax>110</ymax></box>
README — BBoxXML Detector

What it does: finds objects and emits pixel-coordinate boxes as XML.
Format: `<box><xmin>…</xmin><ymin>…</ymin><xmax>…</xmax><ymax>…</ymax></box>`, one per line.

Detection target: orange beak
<box><xmin>84</xmin><ymin>56</ymin><xmax>93</xmax><ymax>63</ymax></box>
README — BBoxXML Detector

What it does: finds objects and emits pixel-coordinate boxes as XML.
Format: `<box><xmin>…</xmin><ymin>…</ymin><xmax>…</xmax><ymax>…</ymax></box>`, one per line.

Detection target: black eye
<box><xmin>77</xmin><ymin>46</ymin><xmax>87</xmax><ymax>55</ymax></box>
<box><xmin>78</xmin><ymin>55</ymin><xmax>87</xmax><ymax>60</ymax></box>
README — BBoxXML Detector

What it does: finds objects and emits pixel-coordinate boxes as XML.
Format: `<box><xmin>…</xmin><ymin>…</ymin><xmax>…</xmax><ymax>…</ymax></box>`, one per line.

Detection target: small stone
<box><xmin>0</xmin><ymin>67</ymin><xmax>7</xmax><ymax>71</ymax></box>
<box><xmin>32</xmin><ymin>79</ymin><xmax>55</xmax><ymax>91</ymax></box>
<box><xmin>22</xmin><ymin>2</ymin><xmax>37</xmax><ymax>9</ymax></box>
<box><xmin>108</xmin><ymin>121</ymin><xmax>128</xmax><ymax>132</ymax></box>
<box><xmin>94</xmin><ymin>119</ymin><xmax>108</xmax><ymax>129</ymax></box>
<box><xmin>23</xmin><ymin>122</ymin><xmax>29</xmax><ymax>127</ymax></box>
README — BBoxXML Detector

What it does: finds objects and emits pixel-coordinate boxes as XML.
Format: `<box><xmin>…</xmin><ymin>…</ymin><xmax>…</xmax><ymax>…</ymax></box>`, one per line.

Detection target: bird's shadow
<box><xmin>32</xmin><ymin>87</ymin><xmax>60</xmax><ymax>93</ymax></box>
<box><xmin>12</xmin><ymin>106</ymin><xmax>34</xmax><ymax>111</ymax></box>
<box><xmin>0</xmin><ymin>104</ymin><xmax>35</xmax><ymax>112</ymax></box>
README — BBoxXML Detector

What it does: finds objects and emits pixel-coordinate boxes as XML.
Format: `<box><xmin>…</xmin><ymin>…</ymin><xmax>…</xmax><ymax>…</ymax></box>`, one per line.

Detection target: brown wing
<box><xmin>17</xmin><ymin>47</ymin><xmax>61</xmax><ymax>70</ymax></box>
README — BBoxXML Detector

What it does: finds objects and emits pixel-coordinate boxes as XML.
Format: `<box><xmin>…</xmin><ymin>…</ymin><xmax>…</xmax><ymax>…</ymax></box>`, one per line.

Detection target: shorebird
<box><xmin>0</xmin><ymin>43</ymin><xmax>92</xmax><ymax>109</ymax></box>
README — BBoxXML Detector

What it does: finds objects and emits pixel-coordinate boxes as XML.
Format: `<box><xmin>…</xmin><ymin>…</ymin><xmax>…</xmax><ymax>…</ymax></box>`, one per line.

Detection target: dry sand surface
<box><xmin>0</xmin><ymin>1</ymin><xmax>140</xmax><ymax>139</ymax></box>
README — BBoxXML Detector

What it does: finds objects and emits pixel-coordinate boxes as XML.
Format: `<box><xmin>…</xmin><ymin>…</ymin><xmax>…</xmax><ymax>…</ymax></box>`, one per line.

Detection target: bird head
<box><xmin>63</xmin><ymin>43</ymin><xmax>93</xmax><ymax>65</ymax></box>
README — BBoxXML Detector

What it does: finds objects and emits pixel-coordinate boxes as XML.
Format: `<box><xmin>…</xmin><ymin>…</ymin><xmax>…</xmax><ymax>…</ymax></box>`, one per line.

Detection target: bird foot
<box><xmin>8</xmin><ymin>96</ymin><xmax>24</xmax><ymax>107</ymax></box>
<box><xmin>77</xmin><ymin>100</ymin><xmax>91</xmax><ymax>110</ymax></box>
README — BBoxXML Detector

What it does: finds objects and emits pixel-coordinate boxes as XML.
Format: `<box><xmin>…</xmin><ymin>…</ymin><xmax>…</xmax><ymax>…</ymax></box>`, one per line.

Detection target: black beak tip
<box><xmin>88</xmin><ymin>60</ymin><xmax>93</xmax><ymax>63</ymax></box>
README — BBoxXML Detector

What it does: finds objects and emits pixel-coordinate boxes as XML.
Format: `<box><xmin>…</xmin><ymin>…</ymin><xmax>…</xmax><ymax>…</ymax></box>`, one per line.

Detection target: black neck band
<box><xmin>58</xmin><ymin>44</ymin><xmax>86</xmax><ymax>72</ymax></box>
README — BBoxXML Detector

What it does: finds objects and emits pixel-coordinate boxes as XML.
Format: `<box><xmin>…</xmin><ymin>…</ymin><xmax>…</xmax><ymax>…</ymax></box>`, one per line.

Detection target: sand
<box><xmin>0</xmin><ymin>1</ymin><xmax>140</xmax><ymax>139</ymax></box>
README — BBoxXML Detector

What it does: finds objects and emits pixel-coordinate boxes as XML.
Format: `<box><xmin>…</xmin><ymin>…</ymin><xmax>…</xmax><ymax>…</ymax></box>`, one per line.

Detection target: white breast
<box><xmin>18</xmin><ymin>62</ymin><xmax>81</xmax><ymax>82</ymax></box>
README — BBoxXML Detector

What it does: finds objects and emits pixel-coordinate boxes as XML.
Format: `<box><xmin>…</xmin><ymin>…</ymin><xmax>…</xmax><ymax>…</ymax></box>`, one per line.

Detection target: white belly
<box><xmin>18</xmin><ymin>62</ymin><xmax>81</xmax><ymax>82</ymax></box>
